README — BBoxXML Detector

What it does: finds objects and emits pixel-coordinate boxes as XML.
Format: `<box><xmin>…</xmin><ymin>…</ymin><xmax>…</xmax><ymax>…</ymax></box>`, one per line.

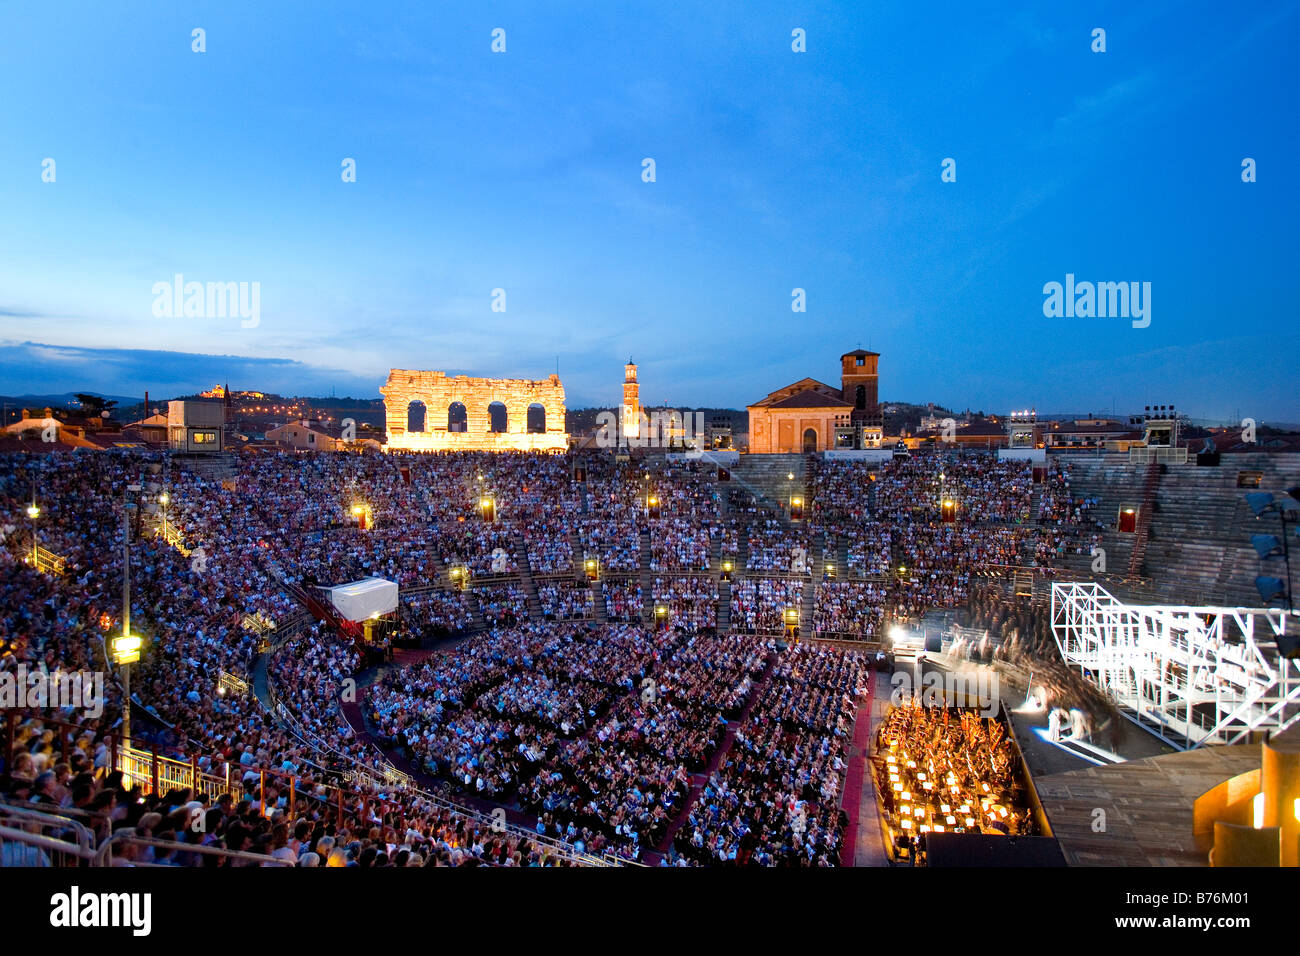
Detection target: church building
<box><xmin>746</xmin><ymin>349</ymin><xmax>882</xmax><ymax>453</ymax></box>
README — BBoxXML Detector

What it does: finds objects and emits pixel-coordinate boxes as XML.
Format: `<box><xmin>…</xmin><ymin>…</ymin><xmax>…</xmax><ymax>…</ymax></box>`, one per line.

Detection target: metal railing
<box><xmin>0</xmin><ymin>802</ymin><xmax>97</xmax><ymax>867</ymax></box>
<box><xmin>0</xmin><ymin>801</ymin><xmax>294</xmax><ymax>867</ymax></box>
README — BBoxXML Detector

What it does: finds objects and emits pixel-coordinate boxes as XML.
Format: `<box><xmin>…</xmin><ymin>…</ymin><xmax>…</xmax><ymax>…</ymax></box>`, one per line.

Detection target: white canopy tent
<box><xmin>326</xmin><ymin>577</ymin><xmax>399</xmax><ymax>622</ymax></box>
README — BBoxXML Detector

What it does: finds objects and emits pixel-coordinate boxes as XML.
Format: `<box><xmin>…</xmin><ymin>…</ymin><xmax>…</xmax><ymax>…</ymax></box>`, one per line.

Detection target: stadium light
<box><xmin>1244</xmin><ymin>491</ymin><xmax>1298</xmax><ymax>611</ymax></box>
<box><xmin>111</xmin><ymin>631</ymin><xmax>144</xmax><ymax>665</ymax></box>
<box><xmin>1255</xmin><ymin>576</ymin><xmax>1287</xmax><ymax>604</ymax></box>
<box><xmin>1252</xmin><ymin>534</ymin><xmax>1284</xmax><ymax>560</ymax></box>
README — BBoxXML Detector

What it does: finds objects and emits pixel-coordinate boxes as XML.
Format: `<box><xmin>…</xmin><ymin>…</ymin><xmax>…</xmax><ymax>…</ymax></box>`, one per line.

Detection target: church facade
<box><xmin>746</xmin><ymin>350</ymin><xmax>882</xmax><ymax>453</ymax></box>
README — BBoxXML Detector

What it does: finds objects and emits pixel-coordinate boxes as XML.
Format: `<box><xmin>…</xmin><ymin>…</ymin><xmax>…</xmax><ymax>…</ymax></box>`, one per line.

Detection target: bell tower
<box><xmin>622</xmin><ymin>359</ymin><xmax>640</xmax><ymax>439</ymax></box>
<box><xmin>841</xmin><ymin>349</ymin><xmax>879</xmax><ymax>412</ymax></box>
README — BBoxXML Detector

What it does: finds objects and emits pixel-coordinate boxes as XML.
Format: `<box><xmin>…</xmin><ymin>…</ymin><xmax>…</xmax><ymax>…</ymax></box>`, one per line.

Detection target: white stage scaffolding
<box><xmin>1051</xmin><ymin>581</ymin><xmax>1300</xmax><ymax>749</ymax></box>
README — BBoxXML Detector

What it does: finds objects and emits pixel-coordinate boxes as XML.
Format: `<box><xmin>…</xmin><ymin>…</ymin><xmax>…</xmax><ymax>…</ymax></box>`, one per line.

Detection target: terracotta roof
<box><xmin>841</xmin><ymin>349</ymin><xmax>880</xmax><ymax>358</ymax></box>
<box><xmin>751</xmin><ymin>378</ymin><xmax>843</xmax><ymax>407</ymax></box>
<box><xmin>766</xmin><ymin>389</ymin><xmax>854</xmax><ymax>410</ymax></box>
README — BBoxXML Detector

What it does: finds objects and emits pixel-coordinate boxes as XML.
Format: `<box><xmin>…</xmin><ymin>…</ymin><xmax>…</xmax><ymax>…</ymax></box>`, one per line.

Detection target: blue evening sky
<box><xmin>0</xmin><ymin>1</ymin><xmax>1296</xmax><ymax>421</ymax></box>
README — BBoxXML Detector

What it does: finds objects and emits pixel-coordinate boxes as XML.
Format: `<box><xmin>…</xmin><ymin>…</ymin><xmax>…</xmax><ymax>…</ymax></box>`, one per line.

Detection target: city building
<box><xmin>167</xmin><ymin>400</ymin><xmax>225</xmax><ymax>453</ymax></box>
<box><xmin>746</xmin><ymin>349</ymin><xmax>882</xmax><ymax>453</ymax></box>
<box><xmin>621</xmin><ymin>359</ymin><xmax>640</xmax><ymax>441</ymax></box>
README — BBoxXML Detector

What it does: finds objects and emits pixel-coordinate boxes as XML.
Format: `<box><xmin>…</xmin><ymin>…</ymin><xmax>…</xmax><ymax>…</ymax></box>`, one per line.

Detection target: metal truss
<box><xmin>1051</xmin><ymin>581</ymin><xmax>1300</xmax><ymax>749</ymax></box>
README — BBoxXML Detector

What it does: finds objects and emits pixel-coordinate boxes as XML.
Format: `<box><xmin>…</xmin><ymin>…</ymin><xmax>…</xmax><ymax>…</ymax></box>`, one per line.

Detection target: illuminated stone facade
<box><xmin>746</xmin><ymin>350</ymin><xmax>881</xmax><ymax>454</ymax></box>
<box><xmin>621</xmin><ymin>360</ymin><xmax>640</xmax><ymax>440</ymax></box>
<box><xmin>380</xmin><ymin>369</ymin><xmax>568</xmax><ymax>452</ymax></box>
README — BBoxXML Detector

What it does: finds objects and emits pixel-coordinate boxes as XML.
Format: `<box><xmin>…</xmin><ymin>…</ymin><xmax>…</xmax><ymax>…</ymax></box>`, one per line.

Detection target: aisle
<box><xmin>848</xmin><ymin>670</ymin><xmax>893</xmax><ymax>866</ymax></box>
<box><xmin>640</xmin><ymin>652</ymin><xmax>776</xmax><ymax>865</ymax></box>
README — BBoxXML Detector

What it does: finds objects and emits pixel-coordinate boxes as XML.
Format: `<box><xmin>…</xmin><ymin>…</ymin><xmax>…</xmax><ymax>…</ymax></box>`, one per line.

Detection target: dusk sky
<box><xmin>1</xmin><ymin>2</ymin><xmax>1296</xmax><ymax>421</ymax></box>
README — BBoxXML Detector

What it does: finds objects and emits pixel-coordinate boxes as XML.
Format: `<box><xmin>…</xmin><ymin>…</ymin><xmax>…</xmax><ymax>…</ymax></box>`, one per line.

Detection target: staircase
<box><xmin>174</xmin><ymin>451</ymin><xmax>238</xmax><ymax>481</ymax></box>
<box><xmin>799</xmin><ymin>572</ymin><xmax>816</xmax><ymax>639</ymax></box>
<box><xmin>639</xmin><ymin>527</ymin><xmax>654</xmax><ymax>625</ymax></box>
<box><xmin>716</xmin><ymin>578</ymin><xmax>731</xmax><ymax>631</ymax></box>
<box><xmin>730</xmin><ymin>453</ymin><xmax>808</xmax><ymax>514</ymax></box>
<box><xmin>513</xmin><ymin>533</ymin><xmax>544</xmax><ymax>620</ymax></box>
<box><xmin>1126</xmin><ymin>461</ymin><xmax>1162</xmax><ymax>579</ymax></box>
<box><xmin>1028</xmin><ymin>481</ymin><xmax>1044</xmax><ymax>524</ymax></box>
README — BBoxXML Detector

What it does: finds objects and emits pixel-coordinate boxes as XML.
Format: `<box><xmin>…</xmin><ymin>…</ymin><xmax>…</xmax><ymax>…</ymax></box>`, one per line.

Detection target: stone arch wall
<box><xmin>379</xmin><ymin>369</ymin><xmax>568</xmax><ymax>452</ymax></box>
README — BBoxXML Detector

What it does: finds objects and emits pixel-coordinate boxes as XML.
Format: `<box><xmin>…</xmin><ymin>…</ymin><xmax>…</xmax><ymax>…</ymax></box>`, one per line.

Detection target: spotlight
<box><xmin>1251</xmin><ymin>534</ymin><xmax>1284</xmax><ymax>560</ymax></box>
<box><xmin>1255</xmin><ymin>576</ymin><xmax>1287</xmax><ymax>605</ymax></box>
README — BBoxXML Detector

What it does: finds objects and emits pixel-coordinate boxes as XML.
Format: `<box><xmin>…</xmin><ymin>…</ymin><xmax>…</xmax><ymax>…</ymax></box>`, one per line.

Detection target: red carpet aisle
<box><xmin>838</xmin><ymin>674</ymin><xmax>874</xmax><ymax>866</ymax></box>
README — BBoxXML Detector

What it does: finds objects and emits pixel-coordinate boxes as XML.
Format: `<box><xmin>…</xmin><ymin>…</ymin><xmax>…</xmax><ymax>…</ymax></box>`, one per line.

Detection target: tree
<box><xmin>74</xmin><ymin>393</ymin><xmax>118</xmax><ymax>417</ymax></box>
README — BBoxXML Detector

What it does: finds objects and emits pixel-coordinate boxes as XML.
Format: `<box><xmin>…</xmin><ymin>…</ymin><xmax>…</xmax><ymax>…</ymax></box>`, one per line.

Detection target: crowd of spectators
<box><xmin>814</xmin><ymin>582</ymin><xmax>887</xmax><ymax>637</ymax></box>
<box><xmin>537</xmin><ymin>581</ymin><xmax>594</xmax><ymax>620</ymax></box>
<box><xmin>731</xmin><ymin>578</ymin><xmax>804</xmax><ymax>633</ymax></box>
<box><xmin>678</xmin><ymin>642</ymin><xmax>863</xmax><ymax>865</ymax></box>
<box><xmin>0</xmin><ymin>446</ymin><xmax>1110</xmax><ymax>867</ymax></box>
<box><xmin>601</xmin><ymin>580</ymin><xmax>643</xmax><ymax>622</ymax></box>
<box><xmin>651</xmin><ymin>576</ymin><xmax>718</xmax><ymax>630</ymax></box>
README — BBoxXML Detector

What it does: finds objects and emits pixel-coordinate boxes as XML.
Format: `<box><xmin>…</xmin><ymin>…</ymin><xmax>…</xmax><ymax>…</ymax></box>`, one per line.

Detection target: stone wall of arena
<box><xmin>379</xmin><ymin>369</ymin><xmax>569</xmax><ymax>452</ymax></box>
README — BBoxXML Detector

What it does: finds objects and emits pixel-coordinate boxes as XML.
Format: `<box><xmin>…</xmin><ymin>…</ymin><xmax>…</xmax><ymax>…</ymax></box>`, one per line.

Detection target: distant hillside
<box><xmin>0</xmin><ymin>391</ymin><xmax>141</xmax><ymax>409</ymax></box>
<box><xmin>566</xmin><ymin>407</ymin><xmax>746</xmax><ymax>435</ymax></box>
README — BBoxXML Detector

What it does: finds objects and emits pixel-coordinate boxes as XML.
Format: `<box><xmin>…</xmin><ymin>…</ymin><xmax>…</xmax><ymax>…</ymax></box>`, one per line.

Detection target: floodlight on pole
<box><xmin>1244</xmin><ymin>491</ymin><xmax>1298</xmax><ymax>611</ymax></box>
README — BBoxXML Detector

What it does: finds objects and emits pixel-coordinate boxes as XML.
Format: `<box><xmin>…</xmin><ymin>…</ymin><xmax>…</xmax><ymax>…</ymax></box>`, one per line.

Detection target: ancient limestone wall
<box><xmin>379</xmin><ymin>369</ymin><xmax>568</xmax><ymax>452</ymax></box>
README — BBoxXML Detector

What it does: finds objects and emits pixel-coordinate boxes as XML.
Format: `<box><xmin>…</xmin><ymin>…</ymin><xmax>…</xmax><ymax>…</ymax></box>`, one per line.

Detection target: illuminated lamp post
<box><xmin>113</xmin><ymin>487</ymin><xmax>146</xmax><ymax>745</ymax></box>
<box><xmin>584</xmin><ymin>556</ymin><xmax>599</xmax><ymax>583</ymax></box>
<box><xmin>647</xmin><ymin>494</ymin><xmax>660</xmax><ymax>520</ymax></box>
<box><xmin>791</xmin><ymin>496</ymin><xmax>804</xmax><ymax>521</ymax></box>
<box><xmin>941</xmin><ymin>499</ymin><xmax>957</xmax><ymax>524</ymax></box>
<box><xmin>480</xmin><ymin>494</ymin><xmax>496</xmax><ymax>523</ymax></box>
<box><xmin>654</xmin><ymin>603</ymin><xmax>669</xmax><ymax>631</ymax></box>
<box><xmin>26</xmin><ymin>497</ymin><xmax>40</xmax><ymax>566</ymax></box>
<box><xmin>783</xmin><ymin>605</ymin><xmax>799</xmax><ymax>642</ymax></box>
<box><xmin>787</xmin><ymin>472</ymin><xmax>794</xmax><ymax>512</ymax></box>
<box><xmin>721</xmin><ymin>559</ymin><xmax>733</xmax><ymax>583</ymax></box>
<box><xmin>158</xmin><ymin>490</ymin><xmax>170</xmax><ymax>541</ymax></box>
<box><xmin>824</xmin><ymin>561</ymin><xmax>836</xmax><ymax>582</ymax></box>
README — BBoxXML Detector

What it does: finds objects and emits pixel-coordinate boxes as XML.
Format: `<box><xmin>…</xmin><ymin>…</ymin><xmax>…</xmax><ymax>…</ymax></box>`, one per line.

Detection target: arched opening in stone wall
<box><xmin>448</xmin><ymin>402</ymin><xmax>467</xmax><ymax>433</ymax></box>
<box><xmin>487</xmin><ymin>401</ymin><xmax>508</xmax><ymax>433</ymax></box>
<box><xmin>527</xmin><ymin>403</ymin><xmax>546</xmax><ymax>433</ymax></box>
<box><xmin>407</xmin><ymin>400</ymin><xmax>427</xmax><ymax>433</ymax></box>
<box><xmin>802</xmin><ymin>427</ymin><xmax>818</xmax><ymax>453</ymax></box>
<box><xmin>855</xmin><ymin>384</ymin><xmax>866</xmax><ymax>410</ymax></box>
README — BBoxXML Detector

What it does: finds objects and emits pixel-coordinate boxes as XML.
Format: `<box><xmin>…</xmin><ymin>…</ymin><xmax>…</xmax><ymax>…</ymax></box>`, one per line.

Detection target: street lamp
<box><xmin>158</xmin><ymin>490</ymin><xmax>170</xmax><ymax>541</ymax></box>
<box><xmin>25</xmin><ymin>497</ymin><xmax>40</xmax><ymax>566</ymax></box>
<box><xmin>114</xmin><ymin>486</ymin><xmax>146</xmax><ymax>746</ymax></box>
